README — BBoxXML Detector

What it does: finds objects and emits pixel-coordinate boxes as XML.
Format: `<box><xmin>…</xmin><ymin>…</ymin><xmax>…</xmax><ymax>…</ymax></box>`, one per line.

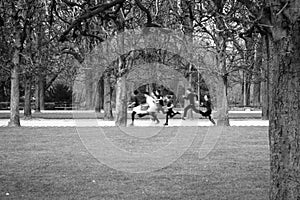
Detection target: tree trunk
<box><xmin>253</xmin><ymin>79</ymin><xmax>260</xmax><ymax>107</ymax></box>
<box><xmin>253</xmin><ymin>37</ymin><xmax>263</xmax><ymax>107</ymax></box>
<box><xmin>181</xmin><ymin>0</ymin><xmax>194</xmax><ymax>119</ymax></box>
<box><xmin>84</xmin><ymin>70</ymin><xmax>93</xmax><ymax>110</ymax></box>
<box><xmin>95</xmin><ymin>76</ymin><xmax>104</xmax><ymax>112</ymax></box>
<box><xmin>268</xmin><ymin>5</ymin><xmax>300</xmax><ymax>199</ymax></box>
<box><xmin>261</xmin><ymin>35</ymin><xmax>270</xmax><ymax>120</ymax></box>
<box><xmin>216</xmin><ymin>76</ymin><xmax>230</xmax><ymax>126</ymax></box>
<box><xmin>261</xmin><ymin>78</ymin><xmax>269</xmax><ymax>120</ymax></box>
<box><xmin>245</xmin><ymin>80</ymin><xmax>251</xmax><ymax>106</ymax></box>
<box><xmin>115</xmin><ymin>76</ymin><xmax>127</xmax><ymax>126</ymax></box>
<box><xmin>34</xmin><ymin>76</ymin><xmax>41</xmax><ymax>113</ymax></box>
<box><xmin>240</xmin><ymin>73</ymin><xmax>244</xmax><ymax>106</ymax></box>
<box><xmin>244</xmin><ymin>38</ymin><xmax>255</xmax><ymax>107</ymax></box>
<box><xmin>24</xmin><ymin>74</ymin><xmax>32</xmax><ymax>119</ymax></box>
<box><xmin>214</xmin><ymin>31</ymin><xmax>230</xmax><ymax>126</ymax></box>
<box><xmin>269</xmin><ymin>41</ymin><xmax>300</xmax><ymax>200</ymax></box>
<box><xmin>8</xmin><ymin>51</ymin><xmax>21</xmax><ymax>127</ymax></box>
<box><xmin>39</xmin><ymin>76</ymin><xmax>45</xmax><ymax>110</ymax></box>
<box><xmin>103</xmin><ymin>76</ymin><xmax>113</xmax><ymax>120</ymax></box>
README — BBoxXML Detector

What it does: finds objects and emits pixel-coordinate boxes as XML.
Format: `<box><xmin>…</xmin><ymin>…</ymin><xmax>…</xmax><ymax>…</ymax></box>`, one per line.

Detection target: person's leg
<box><xmin>138</xmin><ymin>113</ymin><xmax>149</xmax><ymax>118</ymax></box>
<box><xmin>198</xmin><ymin>110</ymin><xmax>204</xmax><ymax>117</ymax></box>
<box><xmin>191</xmin><ymin>105</ymin><xmax>200</xmax><ymax>114</ymax></box>
<box><xmin>169</xmin><ymin>109</ymin><xmax>174</xmax><ymax>118</ymax></box>
<box><xmin>208</xmin><ymin>115</ymin><xmax>216</xmax><ymax>125</ymax></box>
<box><xmin>131</xmin><ymin>111</ymin><xmax>136</xmax><ymax>125</ymax></box>
<box><xmin>150</xmin><ymin>112</ymin><xmax>159</xmax><ymax>123</ymax></box>
<box><xmin>183</xmin><ymin>105</ymin><xmax>192</xmax><ymax>118</ymax></box>
<box><xmin>165</xmin><ymin>111</ymin><xmax>170</xmax><ymax>125</ymax></box>
<box><xmin>170</xmin><ymin>109</ymin><xmax>179</xmax><ymax>118</ymax></box>
<box><xmin>157</xmin><ymin>104</ymin><xmax>165</xmax><ymax>114</ymax></box>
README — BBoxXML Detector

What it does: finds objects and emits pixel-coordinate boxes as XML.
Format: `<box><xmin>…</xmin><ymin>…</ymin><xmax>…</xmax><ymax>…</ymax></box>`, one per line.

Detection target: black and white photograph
<box><xmin>0</xmin><ymin>0</ymin><xmax>299</xmax><ymax>199</ymax></box>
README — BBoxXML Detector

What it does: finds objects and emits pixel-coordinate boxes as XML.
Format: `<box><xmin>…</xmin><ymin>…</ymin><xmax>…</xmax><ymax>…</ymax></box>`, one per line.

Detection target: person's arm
<box><xmin>128</xmin><ymin>102</ymin><xmax>135</xmax><ymax>108</ymax></box>
<box><xmin>201</xmin><ymin>101</ymin><xmax>210</xmax><ymax>108</ymax></box>
<box><xmin>128</xmin><ymin>96</ymin><xmax>138</xmax><ymax>107</ymax></box>
<box><xmin>199</xmin><ymin>99</ymin><xmax>206</xmax><ymax>107</ymax></box>
<box><xmin>182</xmin><ymin>94</ymin><xmax>189</xmax><ymax>100</ymax></box>
<box><xmin>166</xmin><ymin>104</ymin><xmax>174</xmax><ymax>109</ymax></box>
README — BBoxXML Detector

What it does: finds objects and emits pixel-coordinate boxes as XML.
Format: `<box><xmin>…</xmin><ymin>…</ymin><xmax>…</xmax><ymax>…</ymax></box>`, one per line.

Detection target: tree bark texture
<box><xmin>8</xmin><ymin>51</ymin><xmax>21</xmax><ymax>127</ymax></box>
<box><xmin>85</xmin><ymin>70</ymin><xmax>94</xmax><ymax>110</ymax></box>
<box><xmin>181</xmin><ymin>0</ymin><xmax>195</xmax><ymax>119</ymax></box>
<box><xmin>244</xmin><ymin>77</ymin><xmax>251</xmax><ymax>106</ymax></box>
<box><xmin>215</xmin><ymin>33</ymin><xmax>230</xmax><ymax>126</ymax></box>
<box><xmin>39</xmin><ymin>76</ymin><xmax>45</xmax><ymax>110</ymax></box>
<box><xmin>115</xmin><ymin>76</ymin><xmax>127</xmax><ymax>126</ymax></box>
<box><xmin>95</xmin><ymin>76</ymin><xmax>104</xmax><ymax>112</ymax></box>
<box><xmin>24</xmin><ymin>74</ymin><xmax>32</xmax><ymax>119</ymax></box>
<box><xmin>252</xmin><ymin>79</ymin><xmax>261</xmax><ymax>107</ymax></box>
<box><xmin>244</xmin><ymin>38</ymin><xmax>255</xmax><ymax>106</ymax></box>
<box><xmin>253</xmin><ymin>38</ymin><xmax>263</xmax><ymax>107</ymax></box>
<box><xmin>103</xmin><ymin>76</ymin><xmax>113</xmax><ymax>120</ymax></box>
<box><xmin>216</xmin><ymin>76</ymin><xmax>230</xmax><ymax>126</ymax></box>
<box><xmin>34</xmin><ymin>76</ymin><xmax>41</xmax><ymax>113</ymax></box>
<box><xmin>268</xmin><ymin>2</ymin><xmax>300</xmax><ymax>198</ymax></box>
<box><xmin>262</xmin><ymin>35</ymin><xmax>271</xmax><ymax>120</ymax></box>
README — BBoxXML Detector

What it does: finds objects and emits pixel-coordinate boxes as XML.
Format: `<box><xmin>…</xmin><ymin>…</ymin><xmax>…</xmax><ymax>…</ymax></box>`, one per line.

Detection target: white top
<box><xmin>145</xmin><ymin>94</ymin><xmax>157</xmax><ymax>113</ymax></box>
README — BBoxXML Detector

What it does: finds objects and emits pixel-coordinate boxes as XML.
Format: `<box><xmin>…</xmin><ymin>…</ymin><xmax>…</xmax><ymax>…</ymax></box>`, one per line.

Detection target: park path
<box><xmin>0</xmin><ymin>118</ymin><xmax>268</xmax><ymax>127</ymax></box>
<box><xmin>0</xmin><ymin>110</ymin><xmax>268</xmax><ymax>127</ymax></box>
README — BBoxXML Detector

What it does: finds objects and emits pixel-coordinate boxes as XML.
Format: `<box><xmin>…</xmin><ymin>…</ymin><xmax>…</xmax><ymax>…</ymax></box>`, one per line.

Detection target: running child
<box><xmin>129</xmin><ymin>90</ymin><xmax>144</xmax><ymax>125</ymax></box>
<box><xmin>153</xmin><ymin>89</ymin><xmax>165</xmax><ymax>114</ymax></box>
<box><xmin>199</xmin><ymin>94</ymin><xmax>216</xmax><ymax>125</ymax></box>
<box><xmin>182</xmin><ymin>88</ymin><xmax>200</xmax><ymax>120</ymax></box>
<box><xmin>144</xmin><ymin>93</ymin><xmax>160</xmax><ymax>124</ymax></box>
<box><xmin>164</xmin><ymin>95</ymin><xmax>180</xmax><ymax>126</ymax></box>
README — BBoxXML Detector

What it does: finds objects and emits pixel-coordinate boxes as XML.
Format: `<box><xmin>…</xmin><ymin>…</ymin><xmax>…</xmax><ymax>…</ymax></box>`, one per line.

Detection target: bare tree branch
<box><xmin>135</xmin><ymin>0</ymin><xmax>160</xmax><ymax>27</ymax></box>
<box><xmin>61</xmin><ymin>0</ymin><xmax>84</xmax><ymax>8</ymax></box>
<box><xmin>61</xmin><ymin>48</ymin><xmax>84</xmax><ymax>63</ymax></box>
<box><xmin>58</xmin><ymin>0</ymin><xmax>126</xmax><ymax>42</ymax></box>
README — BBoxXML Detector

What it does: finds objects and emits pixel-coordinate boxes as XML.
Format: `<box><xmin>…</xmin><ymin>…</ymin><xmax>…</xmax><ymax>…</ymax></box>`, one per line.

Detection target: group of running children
<box><xmin>129</xmin><ymin>88</ymin><xmax>216</xmax><ymax>126</ymax></box>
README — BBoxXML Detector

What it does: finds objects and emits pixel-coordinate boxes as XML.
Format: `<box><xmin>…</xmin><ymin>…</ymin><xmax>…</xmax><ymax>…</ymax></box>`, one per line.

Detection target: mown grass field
<box><xmin>0</xmin><ymin>127</ymin><xmax>270</xmax><ymax>199</ymax></box>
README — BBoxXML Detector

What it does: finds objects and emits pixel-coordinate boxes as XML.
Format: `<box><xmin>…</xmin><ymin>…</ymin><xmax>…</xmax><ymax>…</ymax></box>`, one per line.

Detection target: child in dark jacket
<box><xmin>199</xmin><ymin>95</ymin><xmax>216</xmax><ymax>125</ymax></box>
<box><xmin>164</xmin><ymin>95</ymin><xmax>180</xmax><ymax>126</ymax></box>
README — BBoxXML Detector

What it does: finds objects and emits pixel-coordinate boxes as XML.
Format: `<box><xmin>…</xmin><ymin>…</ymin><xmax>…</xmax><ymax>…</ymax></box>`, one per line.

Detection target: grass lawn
<box><xmin>0</xmin><ymin>127</ymin><xmax>270</xmax><ymax>200</ymax></box>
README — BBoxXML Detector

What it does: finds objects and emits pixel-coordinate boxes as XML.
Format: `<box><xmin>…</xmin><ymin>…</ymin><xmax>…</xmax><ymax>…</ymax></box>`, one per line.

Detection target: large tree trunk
<box><xmin>103</xmin><ymin>76</ymin><xmax>113</xmax><ymax>120</ymax></box>
<box><xmin>115</xmin><ymin>76</ymin><xmax>127</xmax><ymax>126</ymax></box>
<box><xmin>181</xmin><ymin>0</ymin><xmax>195</xmax><ymax>119</ymax></box>
<box><xmin>268</xmin><ymin>3</ymin><xmax>300</xmax><ymax>199</ymax></box>
<box><xmin>8</xmin><ymin>51</ymin><xmax>21</xmax><ymax>127</ymax></box>
<box><xmin>24</xmin><ymin>74</ymin><xmax>32</xmax><ymax>119</ymax></box>
<box><xmin>216</xmin><ymin>76</ymin><xmax>230</xmax><ymax>126</ymax></box>
<box><xmin>269</xmin><ymin>39</ymin><xmax>300</xmax><ymax>200</ymax></box>
<box><xmin>214</xmin><ymin>32</ymin><xmax>230</xmax><ymax>126</ymax></box>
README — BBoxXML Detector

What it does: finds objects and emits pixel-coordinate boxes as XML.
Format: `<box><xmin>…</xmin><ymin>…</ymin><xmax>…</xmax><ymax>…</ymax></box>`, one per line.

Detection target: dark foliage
<box><xmin>46</xmin><ymin>84</ymin><xmax>72</xmax><ymax>103</ymax></box>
